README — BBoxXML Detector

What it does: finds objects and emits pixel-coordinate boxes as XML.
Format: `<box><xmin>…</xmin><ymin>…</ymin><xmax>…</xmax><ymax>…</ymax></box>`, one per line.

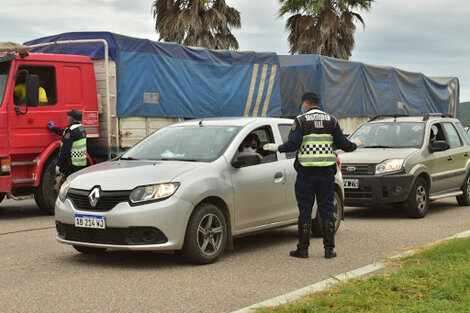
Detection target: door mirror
<box><xmin>231</xmin><ymin>153</ymin><xmax>262</xmax><ymax>168</ymax></box>
<box><xmin>25</xmin><ymin>74</ymin><xmax>39</xmax><ymax>107</ymax></box>
<box><xmin>14</xmin><ymin>72</ymin><xmax>39</xmax><ymax>115</ymax></box>
<box><xmin>429</xmin><ymin>140</ymin><xmax>448</xmax><ymax>152</ymax></box>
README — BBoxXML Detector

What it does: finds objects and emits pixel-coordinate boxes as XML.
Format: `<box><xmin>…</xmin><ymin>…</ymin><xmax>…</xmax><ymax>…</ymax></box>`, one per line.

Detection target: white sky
<box><xmin>1</xmin><ymin>0</ymin><xmax>469</xmax><ymax>102</ymax></box>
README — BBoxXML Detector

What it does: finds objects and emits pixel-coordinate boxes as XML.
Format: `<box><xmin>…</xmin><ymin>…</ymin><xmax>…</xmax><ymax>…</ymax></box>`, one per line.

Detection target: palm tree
<box><xmin>279</xmin><ymin>0</ymin><xmax>374</xmax><ymax>59</ymax></box>
<box><xmin>152</xmin><ymin>0</ymin><xmax>241</xmax><ymax>50</ymax></box>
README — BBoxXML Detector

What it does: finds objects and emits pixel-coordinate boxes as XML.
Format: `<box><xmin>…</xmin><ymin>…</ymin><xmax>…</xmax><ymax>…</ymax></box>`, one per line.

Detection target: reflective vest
<box><xmin>297</xmin><ymin>109</ymin><xmax>337</xmax><ymax>167</ymax></box>
<box><xmin>62</xmin><ymin>123</ymin><xmax>87</xmax><ymax>167</ymax></box>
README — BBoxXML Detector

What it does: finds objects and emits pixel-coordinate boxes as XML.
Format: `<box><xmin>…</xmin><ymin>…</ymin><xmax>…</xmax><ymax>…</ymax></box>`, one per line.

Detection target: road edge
<box><xmin>231</xmin><ymin>229</ymin><xmax>470</xmax><ymax>313</ymax></box>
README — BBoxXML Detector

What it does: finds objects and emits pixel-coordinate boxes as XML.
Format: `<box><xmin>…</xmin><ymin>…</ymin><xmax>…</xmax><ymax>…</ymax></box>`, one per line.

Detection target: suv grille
<box><xmin>341</xmin><ymin>164</ymin><xmax>375</xmax><ymax>175</ymax></box>
<box><xmin>67</xmin><ymin>188</ymin><xmax>132</xmax><ymax>212</ymax></box>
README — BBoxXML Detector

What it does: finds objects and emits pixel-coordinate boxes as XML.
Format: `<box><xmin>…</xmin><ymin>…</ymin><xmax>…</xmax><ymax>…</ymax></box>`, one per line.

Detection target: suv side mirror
<box><xmin>429</xmin><ymin>140</ymin><xmax>448</xmax><ymax>153</ymax></box>
<box><xmin>231</xmin><ymin>153</ymin><xmax>261</xmax><ymax>168</ymax></box>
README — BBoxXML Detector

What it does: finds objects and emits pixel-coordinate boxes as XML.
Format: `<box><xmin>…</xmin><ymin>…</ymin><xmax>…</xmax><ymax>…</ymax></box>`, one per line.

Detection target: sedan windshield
<box><xmin>121</xmin><ymin>125</ymin><xmax>240</xmax><ymax>161</ymax></box>
<box><xmin>350</xmin><ymin>122</ymin><xmax>425</xmax><ymax>148</ymax></box>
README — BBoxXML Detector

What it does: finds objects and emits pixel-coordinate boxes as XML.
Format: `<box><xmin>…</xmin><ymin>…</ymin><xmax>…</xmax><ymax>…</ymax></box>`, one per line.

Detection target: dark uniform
<box><xmin>278</xmin><ymin>106</ymin><xmax>357</xmax><ymax>258</ymax></box>
<box><xmin>49</xmin><ymin>110</ymin><xmax>87</xmax><ymax>177</ymax></box>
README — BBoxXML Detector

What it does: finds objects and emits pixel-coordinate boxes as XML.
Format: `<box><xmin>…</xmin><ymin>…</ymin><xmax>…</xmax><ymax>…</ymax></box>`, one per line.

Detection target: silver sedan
<box><xmin>55</xmin><ymin>117</ymin><xmax>344</xmax><ymax>264</ymax></box>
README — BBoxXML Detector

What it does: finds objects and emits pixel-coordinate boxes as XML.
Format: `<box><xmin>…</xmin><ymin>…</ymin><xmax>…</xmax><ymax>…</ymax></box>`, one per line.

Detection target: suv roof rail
<box><xmin>369</xmin><ymin>114</ymin><xmax>409</xmax><ymax>122</ymax></box>
<box><xmin>422</xmin><ymin>113</ymin><xmax>453</xmax><ymax>121</ymax></box>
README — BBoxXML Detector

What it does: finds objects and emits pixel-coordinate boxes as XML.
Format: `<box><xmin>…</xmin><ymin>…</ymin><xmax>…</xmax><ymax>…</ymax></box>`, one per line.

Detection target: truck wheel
<box><xmin>0</xmin><ymin>193</ymin><xmax>5</xmax><ymax>204</ymax></box>
<box><xmin>181</xmin><ymin>203</ymin><xmax>227</xmax><ymax>265</ymax></box>
<box><xmin>404</xmin><ymin>177</ymin><xmax>429</xmax><ymax>218</ymax></box>
<box><xmin>456</xmin><ymin>172</ymin><xmax>470</xmax><ymax>206</ymax></box>
<box><xmin>34</xmin><ymin>155</ymin><xmax>59</xmax><ymax>215</ymax></box>
<box><xmin>311</xmin><ymin>190</ymin><xmax>343</xmax><ymax>237</ymax></box>
<box><xmin>73</xmin><ymin>245</ymin><xmax>107</xmax><ymax>254</ymax></box>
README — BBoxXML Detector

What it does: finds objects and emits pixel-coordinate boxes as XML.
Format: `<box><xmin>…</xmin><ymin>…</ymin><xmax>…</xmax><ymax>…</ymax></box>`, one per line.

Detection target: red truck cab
<box><xmin>0</xmin><ymin>51</ymin><xmax>99</xmax><ymax>214</ymax></box>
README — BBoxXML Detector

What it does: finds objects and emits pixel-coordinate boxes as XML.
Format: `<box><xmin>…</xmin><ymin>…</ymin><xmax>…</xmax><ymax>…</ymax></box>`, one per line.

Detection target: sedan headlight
<box><xmin>375</xmin><ymin>159</ymin><xmax>404</xmax><ymax>174</ymax></box>
<box><xmin>58</xmin><ymin>180</ymin><xmax>70</xmax><ymax>202</ymax></box>
<box><xmin>129</xmin><ymin>183</ymin><xmax>180</xmax><ymax>204</ymax></box>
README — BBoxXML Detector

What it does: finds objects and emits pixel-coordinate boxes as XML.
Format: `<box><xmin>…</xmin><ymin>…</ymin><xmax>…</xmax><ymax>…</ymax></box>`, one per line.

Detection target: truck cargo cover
<box><xmin>25</xmin><ymin>32</ymin><xmax>459</xmax><ymax>119</ymax></box>
<box><xmin>25</xmin><ymin>32</ymin><xmax>281</xmax><ymax>118</ymax></box>
<box><xmin>279</xmin><ymin>54</ymin><xmax>460</xmax><ymax>118</ymax></box>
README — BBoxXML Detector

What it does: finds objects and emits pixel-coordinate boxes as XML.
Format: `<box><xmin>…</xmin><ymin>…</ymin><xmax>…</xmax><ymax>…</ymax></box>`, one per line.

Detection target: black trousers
<box><xmin>294</xmin><ymin>165</ymin><xmax>336</xmax><ymax>221</ymax></box>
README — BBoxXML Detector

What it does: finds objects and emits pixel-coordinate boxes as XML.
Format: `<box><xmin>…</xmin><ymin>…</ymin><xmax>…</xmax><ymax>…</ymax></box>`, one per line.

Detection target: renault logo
<box><xmin>346</xmin><ymin>166</ymin><xmax>356</xmax><ymax>172</ymax></box>
<box><xmin>88</xmin><ymin>187</ymin><xmax>101</xmax><ymax>207</ymax></box>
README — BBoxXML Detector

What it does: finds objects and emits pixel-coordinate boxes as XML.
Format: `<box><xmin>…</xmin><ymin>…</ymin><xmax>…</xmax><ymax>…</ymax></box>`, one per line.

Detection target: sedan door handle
<box><xmin>465</xmin><ymin>152</ymin><xmax>469</xmax><ymax>157</ymax></box>
<box><xmin>274</xmin><ymin>172</ymin><xmax>284</xmax><ymax>179</ymax></box>
<box><xmin>447</xmin><ymin>156</ymin><xmax>453</xmax><ymax>161</ymax></box>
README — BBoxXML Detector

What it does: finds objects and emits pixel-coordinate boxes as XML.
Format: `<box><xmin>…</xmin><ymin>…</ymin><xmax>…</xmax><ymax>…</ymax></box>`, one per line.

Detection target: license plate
<box><xmin>344</xmin><ymin>179</ymin><xmax>359</xmax><ymax>189</ymax></box>
<box><xmin>75</xmin><ymin>214</ymin><xmax>106</xmax><ymax>229</ymax></box>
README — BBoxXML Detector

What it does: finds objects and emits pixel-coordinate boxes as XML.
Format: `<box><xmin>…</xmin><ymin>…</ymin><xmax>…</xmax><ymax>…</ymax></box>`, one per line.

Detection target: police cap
<box><xmin>67</xmin><ymin>109</ymin><xmax>82</xmax><ymax>121</ymax></box>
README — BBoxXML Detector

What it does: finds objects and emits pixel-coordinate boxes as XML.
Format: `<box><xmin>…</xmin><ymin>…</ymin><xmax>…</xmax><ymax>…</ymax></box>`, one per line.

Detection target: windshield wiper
<box><xmin>171</xmin><ymin>158</ymin><xmax>199</xmax><ymax>162</ymax></box>
<box><xmin>363</xmin><ymin>145</ymin><xmax>393</xmax><ymax>148</ymax></box>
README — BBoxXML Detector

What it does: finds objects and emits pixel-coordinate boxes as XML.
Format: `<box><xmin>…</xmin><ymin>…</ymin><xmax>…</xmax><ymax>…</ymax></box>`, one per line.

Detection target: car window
<box><xmin>278</xmin><ymin>124</ymin><xmax>297</xmax><ymax>159</ymax></box>
<box><xmin>15</xmin><ymin>65</ymin><xmax>57</xmax><ymax>106</ymax></box>
<box><xmin>456</xmin><ymin>122</ymin><xmax>470</xmax><ymax>145</ymax></box>
<box><xmin>350</xmin><ymin>122</ymin><xmax>424</xmax><ymax>148</ymax></box>
<box><xmin>122</xmin><ymin>125</ymin><xmax>240</xmax><ymax>161</ymax></box>
<box><xmin>442</xmin><ymin>122</ymin><xmax>463</xmax><ymax>149</ymax></box>
<box><xmin>236</xmin><ymin>126</ymin><xmax>277</xmax><ymax>166</ymax></box>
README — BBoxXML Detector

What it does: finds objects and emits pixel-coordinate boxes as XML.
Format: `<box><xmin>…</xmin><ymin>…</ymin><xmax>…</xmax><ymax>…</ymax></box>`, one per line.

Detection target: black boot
<box><xmin>322</xmin><ymin>218</ymin><xmax>337</xmax><ymax>259</ymax></box>
<box><xmin>290</xmin><ymin>219</ymin><xmax>310</xmax><ymax>258</ymax></box>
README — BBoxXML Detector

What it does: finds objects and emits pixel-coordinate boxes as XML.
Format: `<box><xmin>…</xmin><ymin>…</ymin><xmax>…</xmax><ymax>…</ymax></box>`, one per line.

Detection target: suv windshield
<box><xmin>121</xmin><ymin>125</ymin><xmax>240</xmax><ymax>162</ymax></box>
<box><xmin>350</xmin><ymin>121</ymin><xmax>425</xmax><ymax>148</ymax></box>
<box><xmin>0</xmin><ymin>59</ymin><xmax>11</xmax><ymax>106</ymax></box>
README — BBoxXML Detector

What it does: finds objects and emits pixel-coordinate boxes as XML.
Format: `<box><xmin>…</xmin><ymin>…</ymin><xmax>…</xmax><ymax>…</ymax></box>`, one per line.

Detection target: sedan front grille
<box><xmin>56</xmin><ymin>223</ymin><xmax>168</xmax><ymax>245</ymax></box>
<box><xmin>341</xmin><ymin>164</ymin><xmax>375</xmax><ymax>175</ymax></box>
<box><xmin>67</xmin><ymin>188</ymin><xmax>132</xmax><ymax>212</ymax></box>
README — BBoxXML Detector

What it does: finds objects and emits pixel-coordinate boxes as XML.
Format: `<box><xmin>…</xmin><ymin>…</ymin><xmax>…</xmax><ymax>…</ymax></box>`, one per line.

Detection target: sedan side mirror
<box><xmin>429</xmin><ymin>140</ymin><xmax>449</xmax><ymax>153</ymax></box>
<box><xmin>231</xmin><ymin>153</ymin><xmax>262</xmax><ymax>168</ymax></box>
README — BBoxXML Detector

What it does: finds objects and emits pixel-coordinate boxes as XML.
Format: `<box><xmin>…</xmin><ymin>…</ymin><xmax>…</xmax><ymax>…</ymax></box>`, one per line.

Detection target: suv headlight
<box><xmin>375</xmin><ymin>159</ymin><xmax>404</xmax><ymax>174</ymax></box>
<box><xmin>58</xmin><ymin>180</ymin><xmax>70</xmax><ymax>202</ymax></box>
<box><xmin>129</xmin><ymin>183</ymin><xmax>180</xmax><ymax>204</ymax></box>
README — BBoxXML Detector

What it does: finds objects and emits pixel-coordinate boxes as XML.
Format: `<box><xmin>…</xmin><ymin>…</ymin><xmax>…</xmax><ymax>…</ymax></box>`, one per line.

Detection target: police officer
<box><xmin>264</xmin><ymin>92</ymin><xmax>361</xmax><ymax>259</ymax></box>
<box><xmin>47</xmin><ymin>109</ymin><xmax>87</xmax><ymax>177</ymax></box>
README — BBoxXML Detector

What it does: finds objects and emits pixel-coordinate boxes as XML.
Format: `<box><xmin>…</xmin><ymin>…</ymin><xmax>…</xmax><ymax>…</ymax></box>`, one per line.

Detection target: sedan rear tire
<box><xmin>311</xmin><ymin>190</ymin><xmax>343</xmax><ymax>237</ymax></box>
<box><xmin>182</xmin><ymin>203</ymin><xmax>227</xmax><ymax>265</ymax></box>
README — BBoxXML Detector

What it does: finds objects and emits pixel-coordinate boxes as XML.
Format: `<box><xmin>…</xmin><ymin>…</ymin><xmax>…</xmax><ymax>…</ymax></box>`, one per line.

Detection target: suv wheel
<box><xmin>404</xmin><ymin>177</ymin><xmax>429</xmax><ymax>218</ymax></box>
<box><xmin>181</xmin><ymin>203</ymin><xmax>227</xmax><ymax>265</ymax></box>
<box><xmin>456</xmin><ymin>172</ymin><xmax>470</xmax><ymax>206</ymax></box>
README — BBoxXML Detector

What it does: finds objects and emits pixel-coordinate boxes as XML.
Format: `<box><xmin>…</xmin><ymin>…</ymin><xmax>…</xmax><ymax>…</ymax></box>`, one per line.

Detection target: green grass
<box><xmin>257</xmin><ymin>237</ymin><xmax>470</xmax><ymax>313</ymax></box>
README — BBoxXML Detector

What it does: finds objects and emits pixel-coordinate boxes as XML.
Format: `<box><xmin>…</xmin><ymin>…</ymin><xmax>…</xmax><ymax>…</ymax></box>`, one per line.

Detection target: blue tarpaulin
<box><xmin>279</xmin><ymin>54</ymin><xmax>460</xmax><ymax>118</ymax></box>
<box><xmin>25</xmin><ymin>32</ymin><xmax>282</xmax><ymax>118</ymax></box>
<box><xmin>25</xmin><ymin>32</ymin><xmax>459</xmax><ymax>119</ymax></box>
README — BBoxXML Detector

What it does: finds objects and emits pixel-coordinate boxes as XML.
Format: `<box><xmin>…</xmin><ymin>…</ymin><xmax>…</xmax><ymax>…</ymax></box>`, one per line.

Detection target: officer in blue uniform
<box><xmin>47</xmin><ymin>109</ymin><xmax>87</xmax><ymax>177</ymax></box>
<box><xmin>264</xmin><ymin>93</ymin><xmax>361</xmax><ymax>259</ymax></box>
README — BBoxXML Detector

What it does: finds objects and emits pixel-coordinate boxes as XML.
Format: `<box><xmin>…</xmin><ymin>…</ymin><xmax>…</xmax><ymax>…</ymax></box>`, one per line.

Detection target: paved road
<box><xmin>1</xmin><ymin>198</ymin><xmax>470</xmax><ymax>313</ymax></box>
